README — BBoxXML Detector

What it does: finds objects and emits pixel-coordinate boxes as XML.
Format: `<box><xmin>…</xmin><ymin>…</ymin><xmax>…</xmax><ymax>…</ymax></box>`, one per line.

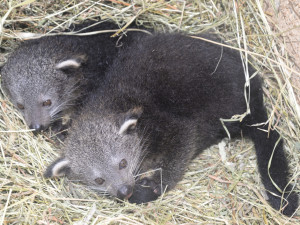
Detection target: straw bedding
<box><xmin>0</xmin><ymin>0</ymin><xmax>299</xmax><ymax>224</ymax></box>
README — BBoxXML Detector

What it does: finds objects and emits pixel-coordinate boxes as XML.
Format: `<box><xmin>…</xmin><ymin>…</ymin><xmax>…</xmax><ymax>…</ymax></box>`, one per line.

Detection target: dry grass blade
<box><xmin>0</xmin><ymin>0</ymin><xmax>299</xmax><ymax>224</ymax></box>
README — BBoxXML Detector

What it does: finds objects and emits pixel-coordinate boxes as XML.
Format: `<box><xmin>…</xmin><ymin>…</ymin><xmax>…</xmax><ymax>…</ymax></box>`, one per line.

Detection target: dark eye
<box><xmin>43</xmin><ymin>99</ymin><xmax>52</xmax><ymax>107</ymax></box>
<box><xmin>95</xmin><ymin>178</ymin><xmax>105</xmax><ymax>185</ymax></box>
<box><xmin>119</xmin><ymin>159</ymin><xmax>128</xmax><ymax>170</ymax></box>
<box><xmin>17</xmin><ymin>103</ymin><xmax>24</xmax><ymax>110</ymax></box>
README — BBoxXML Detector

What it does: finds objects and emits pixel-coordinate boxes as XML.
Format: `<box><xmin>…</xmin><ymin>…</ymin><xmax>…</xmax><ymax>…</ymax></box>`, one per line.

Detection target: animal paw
<box><xmin>128</xmin><ymin>178</ymin><xmax>161</xmax><ymax>204</ymax></box>
<box><xmin>50</xmin><ymin>119</ymin><xmax>71</xmax><ymax>142</ymax></box>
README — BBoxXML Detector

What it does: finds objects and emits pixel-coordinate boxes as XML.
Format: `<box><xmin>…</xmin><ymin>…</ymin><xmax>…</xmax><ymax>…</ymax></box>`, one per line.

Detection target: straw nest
<box><xmin>0</xmin><ymin>0</ymin><xmax>299</xmax><ymax>224</ymax></box>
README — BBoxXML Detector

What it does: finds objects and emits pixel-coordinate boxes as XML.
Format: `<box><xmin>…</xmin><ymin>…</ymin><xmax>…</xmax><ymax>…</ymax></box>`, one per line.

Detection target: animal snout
<box><xmin>117</xmin><ymin>185</ymin><xmax>133</xmax><ymax>200</ymax></box>
<box><xmin>29</xmin><ymin>123</ymin><xmax>45</xmax><ymax>132</ymax></box>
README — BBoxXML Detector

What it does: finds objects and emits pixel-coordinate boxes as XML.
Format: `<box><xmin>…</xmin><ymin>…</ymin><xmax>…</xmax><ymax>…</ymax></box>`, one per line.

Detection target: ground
<box><xmin>265</xmin><ymin>0</ymin><xmax>300</xmax><ymax>104</ymax></box>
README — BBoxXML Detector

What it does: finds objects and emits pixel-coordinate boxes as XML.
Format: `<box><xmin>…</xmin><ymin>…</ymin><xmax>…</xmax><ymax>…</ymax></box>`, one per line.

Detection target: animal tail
<box><xmin>244</xmin><ymin>107</ymin><xmax>298</xmax><ymax>215</ymax></box>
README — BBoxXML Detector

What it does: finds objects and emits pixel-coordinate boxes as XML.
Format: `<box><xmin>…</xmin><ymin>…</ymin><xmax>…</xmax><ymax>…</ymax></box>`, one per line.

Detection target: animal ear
<box><xmin>119</xmin><ymin>107</ymin><xmax>143</xmax><ymax>135</ymax></box>
<box><xmin>44</xmin><ymin>157</ymin><xmax>70</xmax><ymax>178</ymax></box>
<box><xmin>55</xmin><ymin>54</ymin><xmax>88</xmax><ymax>71</ymax></box>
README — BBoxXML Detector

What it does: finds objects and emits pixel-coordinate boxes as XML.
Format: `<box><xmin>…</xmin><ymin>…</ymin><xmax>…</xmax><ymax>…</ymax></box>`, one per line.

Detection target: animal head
<box><xmin>45</xmin><ymin>107</ymin><xmax>144</xmax><ymax>200</ymax></box>
<box><xmin>1</xmin><ymin>40</ymin><xmax>87</xmax><ymax>131</ymax></box>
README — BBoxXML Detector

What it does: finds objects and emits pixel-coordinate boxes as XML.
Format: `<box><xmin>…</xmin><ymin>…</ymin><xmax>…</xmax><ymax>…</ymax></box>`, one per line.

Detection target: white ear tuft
<box><xmin>56</xmin><ymin>54</ymin><xmax>87</xmax><ymax>70</ymax></box>
<box><xmin>118</xmin><ymin>119</ymin><xmax>138</xmax><ymax>135</ymax></box>
<box><xmin>52</xmin><ymin>159</ymin><xmax>70</xmax><ymax>176</ymax></box>
<box><xmin>44</xmin><ymin>158</ymin><xmax>70</xmax><ymax>178</ymax></box>
<box><xmin>56</xmin><ymin>59</ymin><xmax>81</xmax><ymax>70</ymax></box>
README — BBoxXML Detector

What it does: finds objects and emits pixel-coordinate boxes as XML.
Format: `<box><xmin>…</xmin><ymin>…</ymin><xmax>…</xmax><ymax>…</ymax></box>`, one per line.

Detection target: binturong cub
<box><xmin>45</xmin><ymin>33</ymin><xmax>299</xmax><ymax>215</ymax></box>
<box><xmin>0</xmin><ymin>21</ymin><xmax>146</xmax><ymax>133</ymax></box>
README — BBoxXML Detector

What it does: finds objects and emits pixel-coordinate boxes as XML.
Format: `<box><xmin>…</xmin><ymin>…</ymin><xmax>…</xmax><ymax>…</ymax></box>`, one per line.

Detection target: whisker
<box><xmin>129</xmin><ymin>140</ymin><xmax>144</xmax><ymax>174</ymax></box>
<box><xmin>50</xmin><ymin>81</ymin><xmax>82</xmax><ymax>117</ymax></box>
<box><xmin>134</xmin><ymin>167</ymin><xmax>162</xmax><ymax>178</ymax></box>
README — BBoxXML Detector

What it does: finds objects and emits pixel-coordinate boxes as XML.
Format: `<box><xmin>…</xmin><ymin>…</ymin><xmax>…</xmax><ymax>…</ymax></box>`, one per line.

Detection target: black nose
<box><xmin>29</xmin><ymin>124</ymin><xmax>44</xmax><ymax>132</ymax></box>
<box><xmin>117</xmin><ymin>185</ymin><xmax>133</xmax><ymax>200</ymax></box>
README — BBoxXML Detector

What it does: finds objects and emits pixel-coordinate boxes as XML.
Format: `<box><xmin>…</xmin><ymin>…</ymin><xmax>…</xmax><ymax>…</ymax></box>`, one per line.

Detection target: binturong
<box><xmin>45</xmin><ymin>33</ymin><xmax>299</xmax><ymax>215</ymax></box>
<box><xmin>44</xmin><ymin>106</ymin><xmax>144</xmax><ymax>200</ymax></box>
<box><xmin>0</xmin><ymin>21</ymin><xmax>147</xmax><ymax>132</ymax></box>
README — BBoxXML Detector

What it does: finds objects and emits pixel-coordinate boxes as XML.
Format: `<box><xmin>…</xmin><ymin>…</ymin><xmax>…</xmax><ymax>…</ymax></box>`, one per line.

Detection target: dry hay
<box><xmin>0</xmin><ymin>0</ymin><xmax>299</xmax><ymax>224</ymax></box>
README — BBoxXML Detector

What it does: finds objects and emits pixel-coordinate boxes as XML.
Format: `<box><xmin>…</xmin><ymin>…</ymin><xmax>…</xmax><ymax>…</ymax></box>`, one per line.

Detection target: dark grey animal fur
<box><xmin>1</xmin><ymin>21</ymin><xmax>146</xmax><ymax>132</ymax></box>
<box><xmin>45</xmin><ymin>33</ymin><xmax>298</xmax><ymax>215</ymax></box>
